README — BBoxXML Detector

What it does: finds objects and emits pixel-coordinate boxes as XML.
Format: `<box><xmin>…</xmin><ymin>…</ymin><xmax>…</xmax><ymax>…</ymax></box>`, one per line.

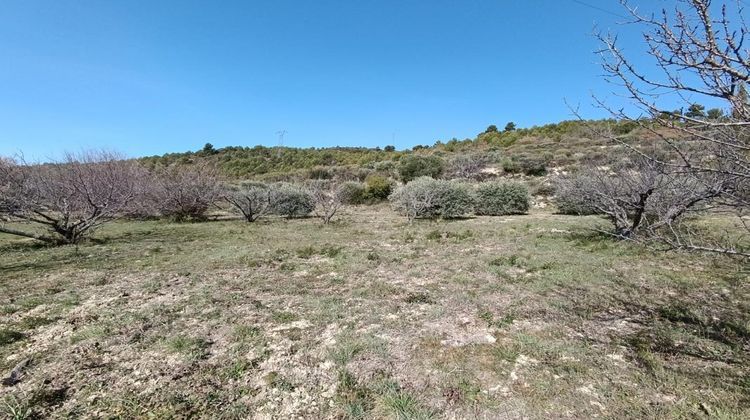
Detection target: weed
<box><xmin>425</xmin><ymin>230</ymin><xmax>442</xmax><ymax>241</ymax></box>
<box><xmin>233</xmin><ymin>325</ymin><xmax>261</xmax><ymax>342</ymax></box>
<box><xmin>1</xmin><ymin>394</ymin><xmax>33</xmax><ymax>420</ymax></box>
<box><xmin>271</xmin><ymin>311</ymin><xmax>298</xmax><ymax>323</ymax></box>
<box><xmin>381</xmin><ymin>389</ymin><xmax>435</xmax><ymax>420</ymax></box>
<box><xmin>0</xmin><ymin>329</ymin><xmax>25</xmax><ymax>346</ymax></box>
<box><xmin>405</xmin><ymin>292</ymin><xmax>434</xmax><ymax>304</ymax></box>
<box><xmin>263</xmin><ymin>372</ymin><xmax>295</xmax><ymax>391</ymax></box>
<box><xmin>166</xmin><ymin>335</ymin><xmax>211</xmax><ymax>360</ymax></box>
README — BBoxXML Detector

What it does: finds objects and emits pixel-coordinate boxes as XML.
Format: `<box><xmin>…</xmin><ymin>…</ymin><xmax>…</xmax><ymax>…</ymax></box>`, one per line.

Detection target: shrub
<box><xmin>475</xmin><ymin>182</ymin><xmax>530</xmax><ymax>215</ymax></box>
<box><xmin>397</xmin><ymin>155</ymin><xmax>444</xmax><ymax>182</ymax></box>
<box><xmin>552</xmin><ymin>174</ymin><xmax>601</xmax><ymax>215</ymax></box>
<box><xmin>501</xmin><ymin>158</ymin><xmax>521</xmax><ymax>174</ymax></box>
<box><xmin>389</xmin><ymin>177</ymin><xmax>474</xmax><ymax>221</ymax></box>
<box><xmin>436</xmin><ymin>181</ymin><xmax>476</xmax><ymax>218</ymax></box>
<box><xmin>339</xmin><ymin>181</ymin><xmax>368</xmax><ymax>205</ymax></box>
<box><xmin>502</xmin><ymin>155</ymin><xmax>549</xmax><ymax>176</ymax></box>
<box><xmin>364</xmin><ymin>174</ymin><xmax>393</xmax><ymax>200</ymax></box>
<box><xmin>270</xmin><ymin>183</ymin><xmax>315</xmax><ymax>218</ymax></box>
<box><xmin>307</xmin><ymin>166</ymin><xmax>333</xmax><ymax>180</ymax></box>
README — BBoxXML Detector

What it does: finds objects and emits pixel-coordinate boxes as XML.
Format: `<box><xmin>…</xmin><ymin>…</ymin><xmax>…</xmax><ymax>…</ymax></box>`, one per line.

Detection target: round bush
<box><xmin>552</xmin><ymin>175</ymin><xmax>601</xmax><ymax>215</ymax></box>
<box><xmin>270</xmin><ymin>183</ymin><xmax>315</xmax><ymax>218</ymax></box>
<box><xmin>397</xmin><ymin>155</ymin><xmax>444</xmax><ymax>182</ymax></box>
<box><xmin>364</xmin><ymin>174</ymin><xmax>392</xmax><ymax>201</ymax></box>
<box><xmin>436</xmin><ymin>181</ymin><xmax>475</xmax><ymax>218</ymax></box>
<box><xmin>339</xmin><ymin>181</ymin><xmax>367</xmax><ymax>205</ymax></box>
<box><xmin>475</xmin><ymin>182</ymin><xmax>530</xmax><ymax>215</ymax></box>
<box><xmin>389</xmin><ymin>177</ymin><xmax>474</xmax><ymax>220</ymax></box>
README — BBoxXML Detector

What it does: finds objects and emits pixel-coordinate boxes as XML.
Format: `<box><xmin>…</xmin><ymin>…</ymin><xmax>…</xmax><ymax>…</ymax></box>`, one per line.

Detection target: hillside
<box><xmin>139</xmin><ymin>119</ymin><xmax>639</xmax><ymax>181</ymax></box>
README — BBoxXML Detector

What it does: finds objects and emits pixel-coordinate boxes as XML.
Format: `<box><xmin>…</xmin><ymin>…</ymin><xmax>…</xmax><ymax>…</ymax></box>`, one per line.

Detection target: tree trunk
<box><xmin>0</xmin><ymin>225</ymin><xmax>57</xmax><ymax>243</ymax></box>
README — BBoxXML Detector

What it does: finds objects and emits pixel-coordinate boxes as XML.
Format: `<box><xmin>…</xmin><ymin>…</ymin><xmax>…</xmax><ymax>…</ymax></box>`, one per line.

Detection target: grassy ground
<box><xmin>0</xmin><ymin>205</ymin><xmax>748</xmax><ymax>419</ymax></box>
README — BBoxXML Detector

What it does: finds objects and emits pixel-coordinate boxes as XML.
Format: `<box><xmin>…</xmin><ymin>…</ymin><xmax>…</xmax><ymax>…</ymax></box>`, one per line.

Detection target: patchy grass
<box><xmin>0</xmin><ymin>205</ymin><xmax>748</xmax><ymax>418</ymax></box>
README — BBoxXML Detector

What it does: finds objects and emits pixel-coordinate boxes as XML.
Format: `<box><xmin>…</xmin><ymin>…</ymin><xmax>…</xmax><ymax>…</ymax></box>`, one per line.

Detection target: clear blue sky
<box><xmin>1</xmin><ymin>0</ymin><xmax>681</xmax><ymax>158</ymax></box>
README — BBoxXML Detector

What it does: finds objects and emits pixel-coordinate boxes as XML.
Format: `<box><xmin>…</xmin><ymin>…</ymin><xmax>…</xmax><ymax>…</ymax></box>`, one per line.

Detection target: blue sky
<box><xmin>1</xmin><ymin>0</ymin><xmax>688</xmax><ymax>158</ymax></box>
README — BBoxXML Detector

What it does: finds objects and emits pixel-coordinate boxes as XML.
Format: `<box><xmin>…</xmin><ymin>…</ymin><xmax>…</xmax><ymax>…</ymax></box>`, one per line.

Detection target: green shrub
<box><xmin>436</xmin><ymin>181</ymin><xmax>475</xmax><ymax>218</ymax></box>
<box><xmin>502</xmin><ymin>155</ymin><xmax>548</xmax><ymax>176</ymax></box>
<box><xmin>475</xmin><ymin>182</ymin><xmax>530</xmax><ymax>215</ymax></box>
<box><xmin>501</xmin><ymin>158</ymin><xmax>521</xmax><ymax>174</ymax></box>
<box><xmin>552</xmin><ymin>175</ymin><xmax>602</xmax><ymax>215</ymax></box>
<box><xmin>397</xmin><ymin>155</ymin><xmax>444</xmax><ymax>182</ymax></box>
<box><xmin>270</xmin><ymin>183</ymin><xmax>315</xmax><ymax>218</ymax></box>
<box><xmin>529</xmin><ymin>179</ymin><xmax>555</xmax><ymax>197</ymax></box>
<box><xmin>307</xmin><ymin>166</ymin><xmax>333</xmax><ymax>180</ymax></box>
<box><xmin>339</xmin><ymin>181</ymin><xmax>368</xmax><ymax>205</ymax></box>
<box><xmin>364</xmin><ymin>174</ymin><xmax>393</xmax><ymax>200</ymax></box>
<box><xmin>389</xmin><ymin>177</ymin><xmax>474</xmax><ymax>221</ymax></box>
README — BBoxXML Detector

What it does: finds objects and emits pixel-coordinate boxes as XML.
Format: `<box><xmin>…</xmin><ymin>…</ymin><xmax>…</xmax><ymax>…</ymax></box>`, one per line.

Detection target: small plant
<box><xmin>0</xmin><ymin>329</ymin><xmax>24</xmax><ymax>346</ymax></box>
<box><xmin>296</xmin><ymin>246</ymin><xmax>317</xmax><ymax>259</ymax></box>
<box><xmin>490</xmin><ymin>254</ymin><xmax>522</xmax><ymax>267</ymax></box>
<box><xmin>445</xmin><ymin>229</ymin><xmax>474</xmax><ymax>241</ymax></box>
<box><xmin>166</xmin><ymin>335</ymin><xmax>211</xmax><ymax>360</ymax></box>
<box><xmin>271</xmin><ymin>311</ymin><xmax>298</xmax><ymax>323</ymax></box>
<box><xmin>381</xmin><ymin>389</ymin><xmax>436</xmax><ymax>420</ymax></box>
<box><xmin>425</xmin><ymin>230</ymin><xmax>442</xmax><ymax>241</ymax></box>
<box><xmin>405</xmin><ymin>292</ymin><xmax>434</xmax><ymax>304</ymax></box>
<box><xmin>264</xmin><ymin>372</ymin><xmax>296</xmax><ymax>391</ymax></box>
<box><xmin>2</xmin><ymin>394</ymin><xmax>33</xmax><ymax>420</ymax></box>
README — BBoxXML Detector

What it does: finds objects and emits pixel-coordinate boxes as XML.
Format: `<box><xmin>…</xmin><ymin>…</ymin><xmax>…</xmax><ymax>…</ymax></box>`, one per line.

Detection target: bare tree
<box><xmin>445</xmin><ymin>153</ymin><xmax>488</xmax><ymax>180</ymax></box>
<box><xmin>225</xmin><ymin>182</ymin><xmax>272</xmax><ymax>222</ymax></box>
<box><xmin>0</xmin><ymin>150</ymin><xmax>146</xmax><ymax>244</ymax></box>
<box><xmin>148</xmin><ymin>164</ymin><xmax>223</xmax><ymax>222</ymax></box>
<box><xmin>555</xmin><ymin>156</ymin><xmax>739</xmax><ymax>252</ymax></box>
<box><xmin>309</xmin><ymin>180</ymin><xmax>344</xmax><ymax>224</ymax></box>
<box><xmin>580</xmin><ymin>0</ymin><xmax>750</xmax><ymax>255</ymax></box>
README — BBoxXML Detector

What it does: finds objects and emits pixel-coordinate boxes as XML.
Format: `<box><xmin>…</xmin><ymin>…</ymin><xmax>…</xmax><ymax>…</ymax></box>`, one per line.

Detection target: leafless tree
<box><xmin>0</xmin><ymin>150</ymin><xmax>146</xmax><ymax>244</ymax></box>
<box><xmin>556</xmin><ymin>157</ymin><xmax>738</xmax><ymax>252</ymax></box>
<box><xmin>225</xmin><ymin>182</ymin><xmax>272</xmax><ymax>222</ymax></box>
<box><xmin>445</xmin><ymin>153</ymin><xmax>488</xmax><ymax>180</ymax></box>
<box><xmin>578</xmin><ymin>0</ymin><xmax>750</xmax><ymax>256</ymax></box>
<box><xmin>149</xmin><ymin>164</ymin><xmax>223</xmax><ymax>222</ymax></box>
<box><xmin>309</xmin><ymin>180</ymin><xmax>344</xmax><ymax>224</ymax></box>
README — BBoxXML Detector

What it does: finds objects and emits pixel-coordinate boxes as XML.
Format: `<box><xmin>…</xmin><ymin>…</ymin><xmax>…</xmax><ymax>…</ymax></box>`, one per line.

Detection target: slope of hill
<box><xmin>139</xmin><ymin>119</ymin><xmax>640</xmax><ymax>180</ymax></box>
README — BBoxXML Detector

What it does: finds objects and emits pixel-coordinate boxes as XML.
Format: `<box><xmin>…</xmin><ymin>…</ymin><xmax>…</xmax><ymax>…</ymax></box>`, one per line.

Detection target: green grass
<box><xmin>0</xmin><ymin>206</ymin><xmax>747</xmax><ymax>418</ymax></box>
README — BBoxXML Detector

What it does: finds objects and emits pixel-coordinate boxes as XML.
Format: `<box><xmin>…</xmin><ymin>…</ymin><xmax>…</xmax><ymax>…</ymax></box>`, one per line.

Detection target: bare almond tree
<box><xmin>225</xmin><ymin>182</ymin><xmax>272</xmax><ymax>222</ymax></box>
<box><xmin>0</xmin><ymin>150</ymin><xmax>146</xmax><ymax>244</ymax></box>
<box><xmin>148</xmin><ymin>164</ymin><xmax>223</xmax><ymax>222</ymax></box>
<box><xmin>578</xmin><ymin>0</ymin><xmax>750</xmax><ymax>256</ymax></box>
<box><xmin>555</xmin><ymin>156</ymin><xmax>742</xmax><ymax>253</ymax></box>
<box><xmin>309</xmin><ymin>180</ymin><xmax>344</xmax><ymax>224</ymax></box>
<box><xmin>445</xmin><ymin>153</ymin><xmax>488</xmax><ymax>180</ymax></box>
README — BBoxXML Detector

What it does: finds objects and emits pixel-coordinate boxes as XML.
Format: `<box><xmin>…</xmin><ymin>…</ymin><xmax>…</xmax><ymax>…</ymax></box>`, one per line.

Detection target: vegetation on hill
<box><xmin>138</xmin><ymin>119</ymin><xmax>640</xmax><ymax>179</ymax></box>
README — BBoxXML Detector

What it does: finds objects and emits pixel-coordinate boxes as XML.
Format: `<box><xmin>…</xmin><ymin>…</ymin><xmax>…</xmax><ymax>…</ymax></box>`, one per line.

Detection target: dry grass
<box><xmin>0</xmin><ymin>205</ymin><xmax>748</xmax><ymax>418</ymax></box>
